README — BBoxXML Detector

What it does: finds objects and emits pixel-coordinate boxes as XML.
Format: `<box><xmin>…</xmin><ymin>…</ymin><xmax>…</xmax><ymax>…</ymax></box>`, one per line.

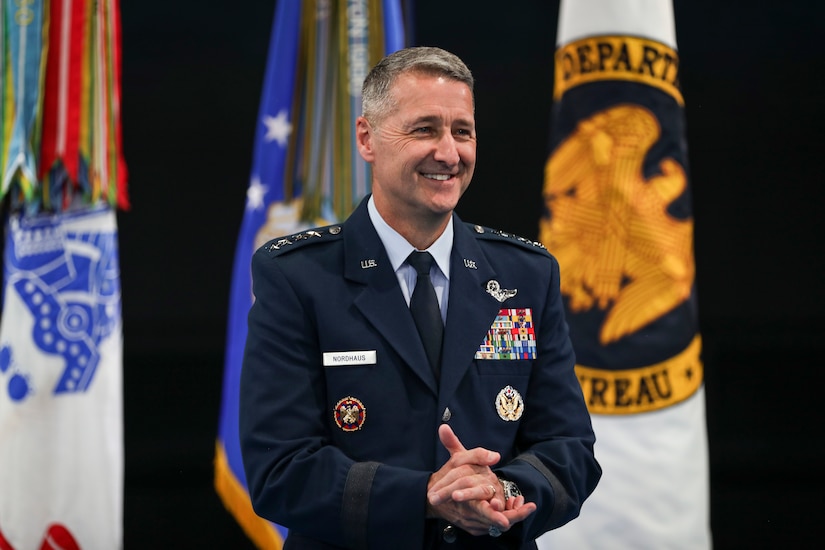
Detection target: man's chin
<box><xmin>429</xmin><ymin>182</ymin><xmax>467</xmax><ymax>205</ymax></box>
<box><xmin>427</xmin><ymin>195</ymin><xmax>461</xmax><ymax>216</ymax></box>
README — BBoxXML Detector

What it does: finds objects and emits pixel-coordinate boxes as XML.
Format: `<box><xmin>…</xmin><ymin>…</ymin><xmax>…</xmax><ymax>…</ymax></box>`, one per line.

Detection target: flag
<box><xmin>537</xmin><ymin>1</ymin><xmax>711</xmax><ymax>548</ymax></box>
<box><xmin>213</xmin><ymin>1</ymin><xmax>405</xmax><ymax>546</ymax></box>
<box><xmin>0</xmin><ymin>1</ymin><xmax>127</xmax><ymax>548</ymax></box>
<box><xmin>1</xmin><ymin>0</ymin><xmax>45</xmax><ymax>200</ymax></box>
<box><xmin>0</xmin><ymin>208</ymin><xmax>123</xmax><ymax>550</ymax></box>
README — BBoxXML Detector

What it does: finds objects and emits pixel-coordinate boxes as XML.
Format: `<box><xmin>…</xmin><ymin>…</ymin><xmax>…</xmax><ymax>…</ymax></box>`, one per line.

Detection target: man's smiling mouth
<box><xmin>422</xmin><ymin>173</ymin><xmax>453</xmax><ymax>181</ymax></box>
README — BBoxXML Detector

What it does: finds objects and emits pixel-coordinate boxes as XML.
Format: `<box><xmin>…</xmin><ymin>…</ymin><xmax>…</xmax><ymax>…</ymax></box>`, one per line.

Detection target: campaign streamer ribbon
<box><xmin>101</xmin><ymin>0</ymin><xmax>127</xmax><ymax>208</ymax></box>
<box><xmin>2</xmin><ymin>0</ymin><xmax>45</xmax><ymax>201</ymax></box>
<box><xmin>39</xmin><ymin>0</ymin><xmax>87</xmax><ymax>209</ymax></box>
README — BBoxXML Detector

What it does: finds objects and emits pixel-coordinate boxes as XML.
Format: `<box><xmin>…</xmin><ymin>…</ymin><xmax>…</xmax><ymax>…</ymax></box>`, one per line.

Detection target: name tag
<box><xmin>323</xmin><ymin>350</ymin><xmax>377</xmax><ymax>366</ymax></box>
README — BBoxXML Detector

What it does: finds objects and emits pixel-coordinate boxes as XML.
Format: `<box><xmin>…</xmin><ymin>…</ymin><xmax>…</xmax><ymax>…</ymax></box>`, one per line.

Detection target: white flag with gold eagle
<box><xmin>537</xmin><ymin>1</ymin><xmax>711</xmax><ymax>548</ymax></box>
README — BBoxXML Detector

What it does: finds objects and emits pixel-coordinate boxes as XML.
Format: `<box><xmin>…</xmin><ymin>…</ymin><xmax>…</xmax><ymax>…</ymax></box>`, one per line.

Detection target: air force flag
<box><xmin>214</xmin><ymin>1</ymin><xmax>405</xmax><ymax>547</ymax></box>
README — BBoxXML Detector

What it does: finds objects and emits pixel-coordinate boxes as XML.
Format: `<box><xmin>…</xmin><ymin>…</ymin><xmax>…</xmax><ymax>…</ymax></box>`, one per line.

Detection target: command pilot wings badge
<box><xmin>486</xmin><ymin>280</ymin><xmax>517</xmax><ymax>303</ymax></box>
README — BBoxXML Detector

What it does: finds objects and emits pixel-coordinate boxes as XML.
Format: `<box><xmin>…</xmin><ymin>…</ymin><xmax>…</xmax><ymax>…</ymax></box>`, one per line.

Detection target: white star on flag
<box><xmin>262</xmin><ymin>110</ymin><xmax>292</xmax><ymax>147</ymax></box>
<box><xmin>246</xmin><ymin>177</ymin><xmax>268</xmax><ymax>210</ymax></box>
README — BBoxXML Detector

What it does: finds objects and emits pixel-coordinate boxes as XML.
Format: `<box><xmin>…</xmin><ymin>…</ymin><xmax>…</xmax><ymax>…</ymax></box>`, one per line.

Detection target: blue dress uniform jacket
<box><xmin>240</xmin><ymin>198</ymin><xmax>600</xmax><ymax>549</ymax></box>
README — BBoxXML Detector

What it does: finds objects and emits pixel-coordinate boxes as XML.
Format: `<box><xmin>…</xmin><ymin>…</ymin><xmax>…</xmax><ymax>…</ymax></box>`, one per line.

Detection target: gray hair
<box><xmin>361</xmin><ymin>46</ymin><xmax>474</xmax><ymax>124</ymax></box>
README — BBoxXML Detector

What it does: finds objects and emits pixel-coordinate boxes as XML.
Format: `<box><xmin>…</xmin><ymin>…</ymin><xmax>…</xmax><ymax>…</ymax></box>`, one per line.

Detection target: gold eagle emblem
<box><xmin>539</xmin><ymin>104</ymin><xmax>695</xmax><ymax>344</ymax></box>
<box><xmin>495</xmin><ymin>385</ymin><xmax>524</xmax><ymax>421</ymax></box>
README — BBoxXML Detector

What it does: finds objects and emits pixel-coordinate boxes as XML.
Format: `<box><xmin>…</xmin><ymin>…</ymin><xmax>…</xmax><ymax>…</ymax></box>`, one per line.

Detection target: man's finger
<box><xmin>501</xmin><ymin>501</ymin><xmax>537</xmax><ymax>525</ymax></box>
<box><xmin>438</xmin><ymin>424</ymin><xmax>500</xmax><ymax>467</ymax></box>
<box><xmin>451</xmin><ymin>482</ymin><xmax>499</xmax><ymax>503</ymax></box>
<box><xmin>438</xmin><ymin>423</ymin><xmax>466</xmax><ymax>455</ymax></box>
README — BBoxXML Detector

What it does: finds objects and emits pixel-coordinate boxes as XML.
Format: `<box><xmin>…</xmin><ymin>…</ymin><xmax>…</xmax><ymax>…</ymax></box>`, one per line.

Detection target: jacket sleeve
<box><xmin>239</xmin><ymin>248</ymin><xmax>431</xmax><ymax>549</ymax></box>
<box><xmin>495</xmin><ymin>255</ymin><xmax>602</xmax><ymax>541</ymax></box>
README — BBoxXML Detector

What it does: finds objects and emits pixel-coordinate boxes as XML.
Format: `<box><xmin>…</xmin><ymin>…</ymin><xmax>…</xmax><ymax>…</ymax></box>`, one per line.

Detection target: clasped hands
<box><xmin>426</xmin><ymin>424</ymin><xmax>537</xmax><ymax>537</ymax></box>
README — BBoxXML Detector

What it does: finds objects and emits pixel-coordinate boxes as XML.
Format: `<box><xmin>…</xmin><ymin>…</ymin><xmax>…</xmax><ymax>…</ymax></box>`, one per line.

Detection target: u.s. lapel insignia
<box><xmin>334</xmin><ymin>396</ymin><xmax>366</xmax><ymax>431</ymax></box>
<box><xmin>486</xmin><ymin>280</ymin><xmax>517</xmax><ymax>303</ymax></box>
<box><xmin>495</xmin><ymin>385</ymin><xmax>524</xmax><ymax>421</ymax></box>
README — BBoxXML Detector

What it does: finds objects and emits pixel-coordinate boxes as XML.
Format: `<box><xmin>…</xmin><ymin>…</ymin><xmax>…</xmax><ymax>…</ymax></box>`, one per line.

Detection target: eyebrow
<box><xmin>407</xmin><ymin>114</ymin><xmax>475</xmax><ymax>128</ymax></box>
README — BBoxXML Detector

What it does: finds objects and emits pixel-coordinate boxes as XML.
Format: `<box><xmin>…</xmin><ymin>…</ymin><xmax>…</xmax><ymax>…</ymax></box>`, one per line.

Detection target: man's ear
<box><xmin>355</xmin><ymin>117</ymin><xmax>375</xmax><ymax>162</ymax></box>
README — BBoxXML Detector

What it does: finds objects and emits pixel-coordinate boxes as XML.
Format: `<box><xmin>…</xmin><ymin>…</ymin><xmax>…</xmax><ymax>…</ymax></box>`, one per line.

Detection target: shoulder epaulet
<box><xmin>466</xmin><ymin>223</ymin><xmax>550</xmax><ymax>254</ymax></box>
<box><xmin>260</xmin><ymin>224</ymin><xmax>344</xmax><ymax>257</ymax></box>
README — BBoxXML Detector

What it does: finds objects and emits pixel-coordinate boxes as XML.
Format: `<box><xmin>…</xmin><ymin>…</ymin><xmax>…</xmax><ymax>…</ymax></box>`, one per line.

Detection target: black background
<box><xmin>118</xmin><ymin>0</ymin><xmax>825</xmax><ymax>547</ymax></box>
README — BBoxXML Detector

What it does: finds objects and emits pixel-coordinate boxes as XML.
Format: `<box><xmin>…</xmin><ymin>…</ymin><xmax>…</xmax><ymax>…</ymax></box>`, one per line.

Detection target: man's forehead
<box><xmin>390</xmin><ymin>75</ymin><xmax>473</xmax><ymax>110</ymax></box>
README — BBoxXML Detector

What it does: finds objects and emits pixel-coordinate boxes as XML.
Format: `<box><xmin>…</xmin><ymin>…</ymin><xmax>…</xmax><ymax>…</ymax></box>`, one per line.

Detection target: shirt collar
<box><xmin>367</xmin><ymin>195</ymin><xmax>453</xmax><ymax>279</ymax></box>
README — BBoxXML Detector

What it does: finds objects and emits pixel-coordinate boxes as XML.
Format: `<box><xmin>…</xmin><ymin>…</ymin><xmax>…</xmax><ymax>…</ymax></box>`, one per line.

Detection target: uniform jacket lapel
<box><xmin>343</xmin><ymin>201</ymin><xmax>439</xmax><ymax>394</ymax></box>
<box><xmin>440</xmin><ymin>217</ymin><xmax>504</xmax><ymax>401</ymax></box>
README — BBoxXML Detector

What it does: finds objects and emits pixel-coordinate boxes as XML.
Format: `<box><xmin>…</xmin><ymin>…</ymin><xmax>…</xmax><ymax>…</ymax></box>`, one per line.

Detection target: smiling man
<box><xmin>239</xmin><ymin>47</ymin><xmax>600</xmax><ymax>549</ymax></box>
<box><xmin>358</xmin><ymin>59</ymin><xmax>476</xmax><ymax>250</ymax></box>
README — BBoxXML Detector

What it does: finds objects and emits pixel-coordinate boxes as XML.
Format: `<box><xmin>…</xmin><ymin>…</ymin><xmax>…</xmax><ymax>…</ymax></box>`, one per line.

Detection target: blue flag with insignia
<box><xmin>537</xmin><ymin>1</ymin><xmax>711</xmax><ymax>548</ymax></box>
<box><xmin>214</xmin><ymin>1</ymin><xmax>406</xmax><ymax>546</ymax></box>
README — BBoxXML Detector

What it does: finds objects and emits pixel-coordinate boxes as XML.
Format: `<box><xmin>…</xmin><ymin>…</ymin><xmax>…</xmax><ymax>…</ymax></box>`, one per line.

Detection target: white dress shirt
<box><xmin>367</xmin><ymin>196</ymin><xmax>451</xmax><ymax>325</ymax></box>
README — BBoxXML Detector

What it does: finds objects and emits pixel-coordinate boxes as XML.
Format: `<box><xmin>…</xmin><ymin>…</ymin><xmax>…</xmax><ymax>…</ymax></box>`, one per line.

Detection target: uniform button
<box><xmin>442</xmin><ymin>407</ymin><xmax>451</xmax><ymax>422</ymax></box>
<box><xmin>443</xmin><ymin>524</ymin><xmax>456</xmax><ymax>543</ymax></box>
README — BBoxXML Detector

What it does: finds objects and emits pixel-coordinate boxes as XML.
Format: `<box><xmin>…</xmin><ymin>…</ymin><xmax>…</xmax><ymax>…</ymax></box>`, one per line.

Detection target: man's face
<box><xmin>357</xmin><ymin>72</ymin><xmax>476</xmax><ymax>228</ymax></box>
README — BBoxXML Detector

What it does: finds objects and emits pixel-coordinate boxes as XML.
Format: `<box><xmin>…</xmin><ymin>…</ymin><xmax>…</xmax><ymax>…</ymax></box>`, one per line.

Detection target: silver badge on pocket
<box><xmin>495</xmin><ymin>385</ymin><xmax>524</xmax><ymax>421</ymax></box>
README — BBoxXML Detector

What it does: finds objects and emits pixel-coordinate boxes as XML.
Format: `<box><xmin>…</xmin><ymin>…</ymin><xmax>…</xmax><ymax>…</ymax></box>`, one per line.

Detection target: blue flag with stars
<box><xmin>214</xmin><ymin>1</ymin><xmax>405</xmax><ymax>546</ymax></box>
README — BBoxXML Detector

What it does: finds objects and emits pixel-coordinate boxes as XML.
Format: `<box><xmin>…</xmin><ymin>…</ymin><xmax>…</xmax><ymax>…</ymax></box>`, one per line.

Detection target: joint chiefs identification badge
<box><xmin>334</xmin><ymin>396</ymin><xmax>366</xmax><ymax>431</ymax></box>
<box><xmin>495</xmin><ymin>385</ymin><xmax>524</xmax><ymax>421</ymax></box>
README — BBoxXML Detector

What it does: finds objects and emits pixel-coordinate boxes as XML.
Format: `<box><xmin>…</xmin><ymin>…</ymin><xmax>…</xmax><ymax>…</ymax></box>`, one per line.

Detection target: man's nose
<box><xmin>433</xmin><ymin>133</ymin><xmax>460</xmax><ymax>165</ymax></box>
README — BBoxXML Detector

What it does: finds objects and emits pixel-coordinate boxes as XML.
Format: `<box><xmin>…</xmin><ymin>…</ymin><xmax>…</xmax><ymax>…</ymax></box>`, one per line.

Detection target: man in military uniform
<box><xmin>240</xmin><ymin>46</ymin><xmax>600</xmax><ymax>549</ymax></box>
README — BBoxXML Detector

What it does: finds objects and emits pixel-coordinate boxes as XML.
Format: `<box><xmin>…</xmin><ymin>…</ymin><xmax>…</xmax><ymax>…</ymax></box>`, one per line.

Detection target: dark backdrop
<box><xmin>118</xmin><ymin>1</ymin><xmax>825</xmax><ymax>547</ymax></box>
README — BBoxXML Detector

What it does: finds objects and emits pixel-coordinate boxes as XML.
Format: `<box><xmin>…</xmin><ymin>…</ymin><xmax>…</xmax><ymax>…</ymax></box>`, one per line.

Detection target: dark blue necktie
<box><xmin>407</xmin><ymin>251</ymin><xmax>443</xmax><ymax>378</ymax></box>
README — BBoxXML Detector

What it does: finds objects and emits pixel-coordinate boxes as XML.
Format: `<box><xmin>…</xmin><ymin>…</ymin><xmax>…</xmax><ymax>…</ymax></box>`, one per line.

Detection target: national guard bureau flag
<box><xmin>537</xmin><ymin>1</ymin><xmax>711</xmax><ymax>548</ymax></box>
<box><xmin>214</xmin><ymin>1</ymin><xmax>405</xmax><ymax>547</ymax></box>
